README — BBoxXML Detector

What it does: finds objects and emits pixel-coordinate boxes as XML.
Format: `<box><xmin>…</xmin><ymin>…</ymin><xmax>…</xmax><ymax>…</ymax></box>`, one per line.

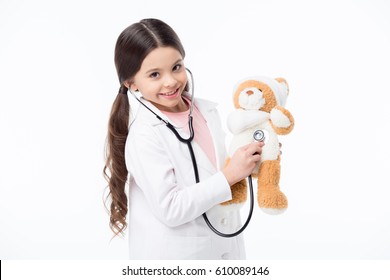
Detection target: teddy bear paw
<box><xmin>258</xmin><ymin>189</ymin><xmax>288</xmax><ymax>215</ymax></box>
<box><xmin>260</xmin><ymin>207</ymin><xmax>287</xmax><ymax>215</ymax></box>
<box><xmin>270</xmin><ymin>106</ymin><xmax>291</xmax><ymax>128</ymax></box>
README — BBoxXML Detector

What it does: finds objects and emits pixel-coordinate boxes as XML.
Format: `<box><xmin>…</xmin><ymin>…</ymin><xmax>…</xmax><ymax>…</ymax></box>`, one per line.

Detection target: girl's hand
<box><xmin>223</xmin><ymin>142</ymin><xmax>264</xmax><ymax>186</ymax></box>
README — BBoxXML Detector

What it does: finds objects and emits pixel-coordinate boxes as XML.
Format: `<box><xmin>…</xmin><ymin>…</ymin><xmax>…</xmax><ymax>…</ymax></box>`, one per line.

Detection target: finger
<box><xmin>245</xmin><ymin>142</ymin><xmax>263</xmax><ymax>156</ymax></box>
<box><xmin>251</xmin><ymin>153</ymin><xmax>261</xmax><ymax>162</ymax></box>
<box><xmin>249</xmin><ymin>141</ymin><xmax>265</xmax><ymax>151</ymax></box>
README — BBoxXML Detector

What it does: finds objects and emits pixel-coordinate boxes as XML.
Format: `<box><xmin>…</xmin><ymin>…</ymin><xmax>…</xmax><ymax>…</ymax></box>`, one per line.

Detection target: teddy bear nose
<box><xmin>246</xmin><ymin>90</ymin><xmax>254</xmax><ymax>95</ymax></box>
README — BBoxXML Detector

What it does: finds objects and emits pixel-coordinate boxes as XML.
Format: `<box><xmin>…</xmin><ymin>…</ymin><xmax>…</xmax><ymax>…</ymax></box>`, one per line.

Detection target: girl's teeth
<box><xmin>163</xmin><ymin>89</ymin><xmax>176</xmax><ymax>96</ymax></box>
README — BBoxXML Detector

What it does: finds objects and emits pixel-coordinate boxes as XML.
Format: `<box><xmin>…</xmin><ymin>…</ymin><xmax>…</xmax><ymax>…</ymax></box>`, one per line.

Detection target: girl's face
<box><xmin>129</xmin><ymin>47</ymin><xmax>188</xmax><ymax>113</ymax></box>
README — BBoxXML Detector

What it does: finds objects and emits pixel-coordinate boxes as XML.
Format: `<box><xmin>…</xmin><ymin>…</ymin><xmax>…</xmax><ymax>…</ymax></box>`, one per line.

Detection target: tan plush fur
<box><xmin>221</xmin><ymin>159</ymin><xmax>247</xmax><ymax>206</ymax></box>
<box><xmin>223</xmin><ymin>76</ymin><xmax>294</xmax><ymax>214</ymax></box>
<box><xmin>221</xmin><ymin>179</ymin><xmax>248</xmax><ymax>206</ymax></box>
<box><xmin>275</xmin><ymin>77</ymin><xmax>289</xmax><ymax>95</ymax></box>
<box><xmin>270</xmin><ymin>105</ymin><xmax>295</xmax><ymax>135</ymax></box>
<box><xmin>233</xmin><ymin>80</ymin><xmax>278</xmax><ymax>112</ymax></box>
<box><xmin>257</xmin><ymin>157</ymin><xmax>288</xmax><ymax>210</ymax></box>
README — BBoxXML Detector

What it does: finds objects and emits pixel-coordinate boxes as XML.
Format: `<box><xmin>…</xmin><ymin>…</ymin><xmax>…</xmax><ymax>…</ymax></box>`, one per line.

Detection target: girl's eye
<box><xmin>173</xmin><ymin>64</ymin><xmax>182</xmax><ymax>71</ymax></box>
<box><xmin>150</xmin><ymin>72</ymin><xmax>159</xmax><ymax>79</ymax></box>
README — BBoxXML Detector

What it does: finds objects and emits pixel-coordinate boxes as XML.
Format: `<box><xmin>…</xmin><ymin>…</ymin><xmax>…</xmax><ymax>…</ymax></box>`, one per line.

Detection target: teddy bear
<box><xmin>221</xmin><ymin>76</ymin><xmax>294</xmax><ymax>214</ymax></box>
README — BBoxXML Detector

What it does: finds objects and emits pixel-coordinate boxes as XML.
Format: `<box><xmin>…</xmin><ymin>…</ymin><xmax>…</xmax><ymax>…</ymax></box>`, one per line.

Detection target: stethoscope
<box><xmin>129</xmin><ymin>68</ymin><xmax>265</xmax><ymax>238</ymax></box>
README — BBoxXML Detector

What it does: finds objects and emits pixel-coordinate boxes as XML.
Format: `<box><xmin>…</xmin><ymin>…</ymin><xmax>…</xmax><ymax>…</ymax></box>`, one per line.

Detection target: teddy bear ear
<box><xmin>275</xmin><ymin>78</ymin><xmax>289</xmax><ymax>95</ymax></box>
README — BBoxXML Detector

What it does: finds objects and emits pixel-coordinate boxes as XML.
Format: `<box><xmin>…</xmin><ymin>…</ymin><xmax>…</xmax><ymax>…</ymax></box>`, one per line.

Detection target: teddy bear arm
<box><xmin>227</xmin><ymin>110</ymin><xmax>269</xmax><ymax>134</ymax></box>
<box><xmin>270</xmin><ymin>106</ymin><xmax>294</xmax><ymax>135</ymax></box>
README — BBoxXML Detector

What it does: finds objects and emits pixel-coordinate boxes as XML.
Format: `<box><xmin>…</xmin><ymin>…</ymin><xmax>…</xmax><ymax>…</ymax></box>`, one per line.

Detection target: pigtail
<box><xmin>104</xmin><ymin>85</ymin><xmax>130</xmax><ymax>236</ymax></box>
<box><xmin>106</xmin><ymin>18</ymin><xmax>186</xmax><ymax>237</ymax></box>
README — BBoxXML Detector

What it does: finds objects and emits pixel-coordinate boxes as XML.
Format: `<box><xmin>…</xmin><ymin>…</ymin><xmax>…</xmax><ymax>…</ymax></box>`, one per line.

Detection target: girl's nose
<box><xmin>164</xmin><ymin>74</ymin><xmax>177</xmax><ymax>88</ymax></box>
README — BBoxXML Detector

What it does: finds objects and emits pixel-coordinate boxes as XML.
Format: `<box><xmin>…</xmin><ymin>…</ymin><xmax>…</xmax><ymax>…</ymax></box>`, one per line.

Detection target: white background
<box><xmin>1</xmin><ymin>0</ymin><xmax>389</xmax><ymax>260</ymax></box>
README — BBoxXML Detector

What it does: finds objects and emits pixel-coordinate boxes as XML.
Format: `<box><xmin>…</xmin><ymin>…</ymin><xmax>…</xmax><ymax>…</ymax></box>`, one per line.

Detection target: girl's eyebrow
<box><xmin>172</xmin><ymin>59</ymin><xmax>183</xmax><ymax>65</ymax></box>
<box><xmin>145</xmin><ymin>59</ymin><xmax>183</xmax><ymax>74</ymax></box>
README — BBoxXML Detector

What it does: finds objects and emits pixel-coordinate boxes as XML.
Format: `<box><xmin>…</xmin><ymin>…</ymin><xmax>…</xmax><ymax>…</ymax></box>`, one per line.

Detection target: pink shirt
<box><xmin>161</xmin><ymin>99</ymin><xmax>217</xmax><ymax>169</ymax></box>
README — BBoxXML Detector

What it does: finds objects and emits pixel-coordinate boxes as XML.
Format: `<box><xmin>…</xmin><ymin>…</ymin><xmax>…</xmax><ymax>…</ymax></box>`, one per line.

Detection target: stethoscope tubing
<box><xmin>129</xmin><ymin>68</ymin><xmax>254</xmax><ymax>238</ymax></box>
<box><xmin>166</xmin><ymin>117</ymin><xmax>254</xmax><ymax>238</ymax></box>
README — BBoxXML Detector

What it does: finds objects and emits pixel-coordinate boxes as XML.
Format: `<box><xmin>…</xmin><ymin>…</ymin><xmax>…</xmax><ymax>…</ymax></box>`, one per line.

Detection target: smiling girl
<box><xmin>104</xmin><ymin>18</ymin><xmax>264</xmax><ymax>259</ymax></box>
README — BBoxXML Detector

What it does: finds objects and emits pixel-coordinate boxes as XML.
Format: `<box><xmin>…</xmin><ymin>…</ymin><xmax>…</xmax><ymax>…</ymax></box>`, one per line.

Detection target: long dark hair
<box><xmin>104</xmin><ymin>18</ymin><xmax>186</xmax><ymax>236</ymax></box>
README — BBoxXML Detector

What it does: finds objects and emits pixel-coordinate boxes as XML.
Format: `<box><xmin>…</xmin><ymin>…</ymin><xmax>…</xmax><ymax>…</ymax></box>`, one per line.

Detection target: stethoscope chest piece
<box><xmin>253</xmin><ymin>129</ymin><xmax>269</xmax><ymax>144</ymax></box>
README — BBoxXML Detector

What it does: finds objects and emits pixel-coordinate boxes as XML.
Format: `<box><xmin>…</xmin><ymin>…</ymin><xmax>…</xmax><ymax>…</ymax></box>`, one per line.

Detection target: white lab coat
<box><xmin>125</xmin><ymin>95</ymin><xmax>246</xmax><ymax>260</ymax></box>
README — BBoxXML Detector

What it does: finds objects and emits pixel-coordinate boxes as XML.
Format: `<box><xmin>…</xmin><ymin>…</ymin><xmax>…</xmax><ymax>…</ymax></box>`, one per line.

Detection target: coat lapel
<box><xmin>131</xmin><ymin>95</ymin><xmax>225</xmax><ymax>177</ymax></box>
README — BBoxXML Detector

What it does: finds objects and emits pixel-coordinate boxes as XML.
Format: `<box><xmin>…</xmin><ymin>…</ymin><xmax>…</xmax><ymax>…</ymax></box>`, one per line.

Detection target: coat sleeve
<box><xmin>125</xmin><ymin>126</ymin><xmax>232</xmax><ymax>228</ymax></box>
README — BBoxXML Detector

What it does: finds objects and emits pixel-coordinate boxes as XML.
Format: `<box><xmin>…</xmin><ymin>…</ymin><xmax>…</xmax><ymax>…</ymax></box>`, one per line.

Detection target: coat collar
<box><xmin>131</xmin><ymin>93</ymin><xmax>218</xmax><ymax>127</ymax></box>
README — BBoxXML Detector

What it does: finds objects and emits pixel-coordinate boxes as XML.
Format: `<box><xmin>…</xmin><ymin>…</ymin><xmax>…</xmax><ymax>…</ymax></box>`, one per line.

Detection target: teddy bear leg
<box><xmin>221</xmin><ymin>178</ymin><xmax>247</xmax><ymax>206</ymax></box>
<box><xmin>257</xmin><ymin>158</ymin><xmax>288</xmax><ymax>214</ymax></box>
<box><xmin>220</xmin><ymin>158</ymin><xmax>247</xmax><ymax>207</ymax></box>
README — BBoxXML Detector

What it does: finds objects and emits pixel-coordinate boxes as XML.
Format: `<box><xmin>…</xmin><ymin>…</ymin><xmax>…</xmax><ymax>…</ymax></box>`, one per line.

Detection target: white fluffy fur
<box><xmin>227</xmin><ymin>109</ymin><xmax>269</xmax><ymax>135</ymax></box>
<box><xmin>260</xmin><ymin>207</ymin><xmax>286</xmax><ymax>215</ymax></box>
<box><xmin>238</xmin><ymin>87</ymin><xmax>265</xmax><ymax>110</ymax></box>
<box><xmin>270</xmin><ymin>107</ymin><xmax>291</xmax><ymax>128</ymax></box>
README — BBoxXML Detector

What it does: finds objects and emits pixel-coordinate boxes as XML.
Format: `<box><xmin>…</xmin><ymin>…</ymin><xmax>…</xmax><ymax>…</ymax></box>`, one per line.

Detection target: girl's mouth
<box><xmin>160</xmin><ymin>88</ymin><xmax>180</xmax><ymax>98</ymax></box>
